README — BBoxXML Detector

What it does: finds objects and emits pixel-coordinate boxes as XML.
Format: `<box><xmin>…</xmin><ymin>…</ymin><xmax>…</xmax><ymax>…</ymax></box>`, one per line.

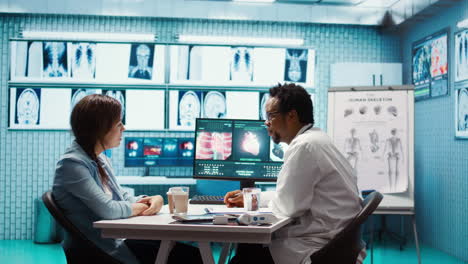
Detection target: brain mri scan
<box><xmin>16</xmin><ymin>88</ymin><xmax>40</xmax><ymax>125</ymax></box>
<box><xmin>179</xmin><ymin>91</ymin><xmax>201</xmax><ymax>127</ymax></box>
<box><xmin>203</xmin><ymin>91</ymin><xmax>226</xmax><ymax>118</ymax></box>
<box><xmin>260</xmin><ymin>93</ymin><xmax>269</xmax><ymax>120</ymax></box>
<box><xmin>106</xmin><ymin>90</ymin><xmax>126</xmax><ymax>119</ymax></box>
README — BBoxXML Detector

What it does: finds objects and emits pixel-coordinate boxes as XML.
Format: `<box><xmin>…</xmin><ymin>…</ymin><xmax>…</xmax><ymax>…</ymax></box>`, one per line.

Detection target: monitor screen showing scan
<box><xmin>125</xmin><ymin>137</ymin><xmax>194</xmax><ymax>167</ymax></box>
<box><xmin>193</xmin><ymin>118</ymin><xmax>285</xmax><ymax>182</ymax></box>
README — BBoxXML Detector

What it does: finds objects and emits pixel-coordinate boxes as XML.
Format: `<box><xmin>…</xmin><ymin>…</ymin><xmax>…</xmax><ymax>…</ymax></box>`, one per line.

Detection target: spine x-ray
<box><xmin>15</xmin><ymin>88</ymin><xmax>41</xmax><ymax>125</ymax></box>
<box><xmin>43</xmin><ymin>42</ymin><xmax>69</xmax><ymax>78</ymax></box>
<box><xmin>284</xmin><ymin>49</ymin><xmax>308</xmax><ymax>83</ymax></box>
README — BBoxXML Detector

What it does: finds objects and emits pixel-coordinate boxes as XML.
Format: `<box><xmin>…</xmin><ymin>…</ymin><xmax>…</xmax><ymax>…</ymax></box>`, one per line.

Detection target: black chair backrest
<box><xmin>310</xmin><ymin>191</ymin><xmax>383</xmax><ymax>264</ymax></box>
<box><xmin>42</xmin><ymin>191</ymin><xmax>122</xmax><ymax>264</ymax></box>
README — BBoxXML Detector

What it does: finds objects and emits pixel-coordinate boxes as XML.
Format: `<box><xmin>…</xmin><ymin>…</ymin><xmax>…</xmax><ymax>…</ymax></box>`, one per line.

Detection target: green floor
<box><xmin>0</xmin><ymin>240</ymin><xmax>466</xmax><ymax>264</ymax></box>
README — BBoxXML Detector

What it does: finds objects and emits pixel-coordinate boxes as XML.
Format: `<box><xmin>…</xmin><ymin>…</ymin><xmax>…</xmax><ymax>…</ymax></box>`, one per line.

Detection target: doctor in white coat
<box><xmin>224</xmin><ymin>83</ymin><xmax>363</xmax><ymax>264</ymax></box>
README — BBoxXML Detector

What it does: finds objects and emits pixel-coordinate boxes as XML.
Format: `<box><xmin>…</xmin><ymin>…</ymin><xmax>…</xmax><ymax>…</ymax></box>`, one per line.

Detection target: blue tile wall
<box><xmin>400</xmin><ymin>1</ymin><xmax>468</xmax><ymax>261</ymax></box>
<box><xmin>0</xmin><ymin>14</ymin><xmax>400</xmax><ymax>240</ymax></box>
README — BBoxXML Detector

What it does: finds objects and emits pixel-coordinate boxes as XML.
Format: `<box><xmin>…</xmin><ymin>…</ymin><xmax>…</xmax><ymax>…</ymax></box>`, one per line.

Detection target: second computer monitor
<box><xmin>193</xmin><ymin>118</ymin><xmax>286</xmax><ymax>187</ymax></box>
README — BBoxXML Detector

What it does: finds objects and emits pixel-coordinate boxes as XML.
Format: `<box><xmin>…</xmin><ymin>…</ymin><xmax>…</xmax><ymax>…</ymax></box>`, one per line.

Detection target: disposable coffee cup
<box><xmin>242</xmin><ymin>187</ymin><xmax>261</xmax><ymax>212</ymax></box>
<box><xmin>168</xmin><ymin>187</ymin><xmax>189</xmax><ymax>215</ymax></box>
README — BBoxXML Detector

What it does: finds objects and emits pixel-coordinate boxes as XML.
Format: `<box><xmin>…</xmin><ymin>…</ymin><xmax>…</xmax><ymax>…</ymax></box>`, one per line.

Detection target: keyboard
<box><xmin>189</xmin><ymin>195</ymin><xmax>225</xmax><ymax>205</ymax></box>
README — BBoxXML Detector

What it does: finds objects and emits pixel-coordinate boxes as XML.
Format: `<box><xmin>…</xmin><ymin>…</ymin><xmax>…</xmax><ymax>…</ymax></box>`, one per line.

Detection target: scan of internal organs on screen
<box><xmin>195</xmin><ymin>132</ymin><xmax>232</xmax><ymax>160</ymax></box>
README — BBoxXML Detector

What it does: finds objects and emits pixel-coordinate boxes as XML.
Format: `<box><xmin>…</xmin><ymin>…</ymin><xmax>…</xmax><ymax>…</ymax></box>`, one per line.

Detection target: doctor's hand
<box><xmin>137</xmin><ymin>195</ymin><xmax>164</xmax><ymax>216</ymax></box>
<box><xmin>224</xmin><ymin>190</ymin><xmax>243</xmax><ymax>208</ymax></box>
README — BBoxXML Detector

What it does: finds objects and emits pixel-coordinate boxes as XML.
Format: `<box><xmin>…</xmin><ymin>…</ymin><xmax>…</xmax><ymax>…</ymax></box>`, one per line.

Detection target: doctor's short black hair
<box><xmin>269</xmin><ymin>83</ymin><xmax>314</xmax><ymax>126</ymax></box>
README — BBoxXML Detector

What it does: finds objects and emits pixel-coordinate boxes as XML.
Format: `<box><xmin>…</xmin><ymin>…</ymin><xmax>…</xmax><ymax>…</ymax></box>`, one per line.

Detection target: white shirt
<box><xmin>261</xmin><ymin>124</ymin><xmax>362</xmax><ymax>264</ymax></box>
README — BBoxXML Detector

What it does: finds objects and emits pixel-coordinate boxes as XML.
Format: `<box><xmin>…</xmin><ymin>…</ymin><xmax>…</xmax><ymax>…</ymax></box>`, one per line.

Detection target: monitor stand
<box><xmin>144</xmin><ymin>167</ymin><xmax>151</xmax><ymax>177</ymax></box>
<box><xmin>240</xmin><ymin>180</ymin><xmax>255</xmax><ymax>189</ymax></box>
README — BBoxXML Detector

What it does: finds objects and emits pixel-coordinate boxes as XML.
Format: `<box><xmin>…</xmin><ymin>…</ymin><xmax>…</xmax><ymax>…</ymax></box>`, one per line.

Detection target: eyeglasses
<box><xmin>265</xmin><ymin>111</ymin><xmax>282</xmax><ymax>121</ymax></box>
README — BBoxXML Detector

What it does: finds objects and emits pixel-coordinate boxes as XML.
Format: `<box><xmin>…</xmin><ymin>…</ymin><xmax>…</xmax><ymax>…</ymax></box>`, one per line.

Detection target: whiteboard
<box><xmin>328</xmin><ymin>85</ymin><xmax>414</xmax><ymax>210</ymax></box>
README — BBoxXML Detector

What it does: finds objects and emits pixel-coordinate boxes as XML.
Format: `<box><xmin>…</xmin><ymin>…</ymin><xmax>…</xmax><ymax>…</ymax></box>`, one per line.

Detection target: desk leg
<box><xmin>412</xmin><ymin>215</ymin><xmax>421</xmax><ymax>264</ymax></box>
<box><xmin>198</xmin><ymin>242</ymin><xmax>215</xmax><ymax>264</ymax></box>
<box><xmin>155</xmin><ymin>240</ymin><xmax>175</xmax><ymax>264</ymax></box>
<box><xmin>218</xmin><ymin>243</ymin><xmax>232</xmax><ymax>264</ymax></box>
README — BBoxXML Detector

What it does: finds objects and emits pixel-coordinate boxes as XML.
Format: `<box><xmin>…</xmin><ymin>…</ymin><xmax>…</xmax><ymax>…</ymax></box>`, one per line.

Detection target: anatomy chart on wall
<box><xmin>330</xmin><ymin>90</ymin><xmax>409</xmax><ymax>193</ymax></box>
<box><xmin>455</xmin><ymin>29</ymin><xmax>468</xmax><ymax>84</ymax></box>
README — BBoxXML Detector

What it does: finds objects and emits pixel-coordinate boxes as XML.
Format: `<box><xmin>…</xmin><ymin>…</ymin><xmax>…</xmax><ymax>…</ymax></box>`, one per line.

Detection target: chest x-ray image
<box><xmin>178</xmin><ymin>90</ymin><xmax>201</xmax><ymax>127</ymax></box>
<box><xmin>455</xmin><ymin>30</ymin><xmax>468</xmax><ymax>82</ymax></box>
<box><xmin>203</xmin><ymin>91</ymin><xmax>226</xmax><ymax>118</ymax></box>
<box><xmin>230</xmin><ymin>47</ymin><xmax>253</xmax><ymax>82</ymax></box>
<box><xmin>15</xmin><ymin>88</ymin><xmax>41</xmax><ymax>125</ymax></box>
<box><xmin>458</xmin><ymin>88</ymin><xmax>468</xmax><ymax>131</ymax></box>
<box><xmin>128</xmin><ymin>43</ymin><xmax>154</xmax><ymax>80</ymax></box>
<box><xmin>382</xmin><ymin>128</ymin><xmax>404</xmax><ymax>192</ymax></box>
<box><xmin>259</xmin><ymin>93</ymin><xmax>269</xmax><ymax>120</ymax></box>
<box><xmin>71</xmin><ymin>42</ymin><xmax>96</xmax><ymax>80</ymax></box>
<box><xmin>105</xmin><ymin>90</ymin><xmax>126</xmax><ymax>124</ymax></box>
<box><xmin>284</xmin><ymin>49</ymin><xmax>308</xmax><ymax>83</ymax></box>
<box><xmin>43</xmin><ymin>42</ymin><xmax>68</xmax><ymax>78</ymax></box>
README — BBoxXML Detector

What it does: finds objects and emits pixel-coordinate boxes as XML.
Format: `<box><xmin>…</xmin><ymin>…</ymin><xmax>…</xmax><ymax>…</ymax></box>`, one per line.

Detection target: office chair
<box><xmin>309</xmin><ymin>191</ymin><xmax>383</xmax><ymax>264</ymax></box>
<box><xmin>42</xmin><ymin>191</ymin><xmax>122</xmax><ymax>264</ymax></box>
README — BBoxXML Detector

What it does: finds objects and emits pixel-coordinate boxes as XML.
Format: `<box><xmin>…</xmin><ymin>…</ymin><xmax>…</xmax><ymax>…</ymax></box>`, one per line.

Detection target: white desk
<box><xmin>94</xmin><ymin>204</ymin><xmax>291</xmax><ymax>264</ymax></box>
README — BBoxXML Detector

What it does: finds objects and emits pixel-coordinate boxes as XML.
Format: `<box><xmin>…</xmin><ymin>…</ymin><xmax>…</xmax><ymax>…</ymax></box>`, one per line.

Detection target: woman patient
<box><xmin>52</xmin><ymin>94</ymin><xmax>201</xmax><ymax>264</ymax></box>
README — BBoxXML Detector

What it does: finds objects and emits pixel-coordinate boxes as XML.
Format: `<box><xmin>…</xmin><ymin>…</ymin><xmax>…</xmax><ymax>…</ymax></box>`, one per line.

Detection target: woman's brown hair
<box><xmin>70</xmin><ymin>94</ymin><xmax>122</xmax><ymax>186</ymax></box>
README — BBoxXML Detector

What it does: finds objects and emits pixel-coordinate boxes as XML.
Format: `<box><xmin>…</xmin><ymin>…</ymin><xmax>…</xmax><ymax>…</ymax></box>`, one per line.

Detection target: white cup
<box><xmin>167</xmin><ymin>187</ymin><xmax>189</xmax><ymax>215</ymax></box>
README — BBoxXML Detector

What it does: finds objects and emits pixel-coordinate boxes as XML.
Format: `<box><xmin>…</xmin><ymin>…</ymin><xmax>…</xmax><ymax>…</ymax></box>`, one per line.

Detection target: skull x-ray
<box><xmin>230</xmin><ymin>47</ymin><xmax>253</xmax><ymax>82</ymax></box>
<box><xmin>284</xmin><ymin>49</ymin><xmax>308</xmax><ymax>83</ymax></box>
<box><xmin>15</xmin><ymin>88</ymin><xmax>41</xmax><ymax>125</ymax></box>
<box><xmin>203</xmin><ymin>91</ymin><xmax>226</xmax><ymax>118</ymax></box>
<box><xmin>43</xmin><ymin>42</ymin><xmax>68</xmax><ymax>78</ymax></box>
<box><xmin>178</xmin><ymin>90</ymin><xmax>201</xmax><ymax>127</ymax></box>
<box><xmin>259</xmin><ymin>93</ymin><xmax>270</xmax><ymax>120</ymax></box>
<box><xmin>106</xmin><ymin>90</ymin><xmax>126</xmax><ymax>124</ymax></box>
<box><xmin>128</xmin><ymin>43</ymin><xmax>154</xmax><ymax>80</ymax></box>
<box><xmin>71</xmin><ymin>42</ymin><xmax>96</xmax><ymax>80</ymax></box>
<box><xmin>71</xmin><ymin>89</ymin><xmax>102</xmax><ymax>111</ymax></box>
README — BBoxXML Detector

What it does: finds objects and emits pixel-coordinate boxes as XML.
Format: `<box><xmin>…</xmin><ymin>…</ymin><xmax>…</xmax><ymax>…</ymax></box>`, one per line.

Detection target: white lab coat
<box><xmin>261</xmin><ymin>124</ymin><xmax>362</xmax><ymax>264</ymax></box>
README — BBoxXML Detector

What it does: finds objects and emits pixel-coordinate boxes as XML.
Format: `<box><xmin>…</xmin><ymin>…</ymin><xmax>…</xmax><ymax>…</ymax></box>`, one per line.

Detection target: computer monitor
<box><xmin>193</xmin><ymin>118</ymin><xmax>284</xmax><ymax>188</ymax></box>
<box><xmin>125</xmin><ymin>137</ymin><xmax>195</xmax><ymax>175</ymax></box>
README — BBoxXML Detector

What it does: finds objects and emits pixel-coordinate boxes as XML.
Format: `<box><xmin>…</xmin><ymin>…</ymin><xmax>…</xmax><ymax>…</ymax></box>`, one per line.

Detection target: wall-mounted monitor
<box><xmin>124</xmin><ymin>137</ymin><xmax>195</xmax><ymax>167</ymax></box>
<box><xmin>412</xmin><ymin>28</ymin><xmax>449</xmax><ymax>101</ymax></box>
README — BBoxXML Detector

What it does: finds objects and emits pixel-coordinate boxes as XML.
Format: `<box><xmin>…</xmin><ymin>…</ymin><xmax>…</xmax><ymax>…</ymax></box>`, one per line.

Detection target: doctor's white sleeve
<box><xmin>271</xmin><ymin>143</ymin><xmax>322</xmax><ymax>218</ymax></box>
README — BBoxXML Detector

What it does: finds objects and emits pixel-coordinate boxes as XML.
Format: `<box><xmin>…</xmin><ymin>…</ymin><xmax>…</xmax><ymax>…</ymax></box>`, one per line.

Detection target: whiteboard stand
<box><xmin>327</xmin><ymin>85</ymin><xmax>420</xmax><ymax>264</ymax></box>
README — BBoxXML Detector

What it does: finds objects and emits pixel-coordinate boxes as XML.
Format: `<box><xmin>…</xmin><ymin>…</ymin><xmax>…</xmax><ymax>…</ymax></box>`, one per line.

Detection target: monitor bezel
<box><xmin>192</xmin><ymin>118</ymin><xmax>280</xmax><ymax>182</ymax></box>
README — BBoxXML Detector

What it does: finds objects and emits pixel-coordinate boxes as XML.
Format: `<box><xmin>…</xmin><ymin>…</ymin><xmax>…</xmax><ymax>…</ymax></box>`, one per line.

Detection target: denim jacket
<box><xmin>53</xmin><ymin>140</ymin><xmax>144</xmax><ymax>264</ymax></box>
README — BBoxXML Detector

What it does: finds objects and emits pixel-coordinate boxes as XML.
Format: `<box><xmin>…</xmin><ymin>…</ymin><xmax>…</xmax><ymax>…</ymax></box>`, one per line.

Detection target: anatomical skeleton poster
<box><xmin>331</xmin><ymin>90</ymin><xmax>409</xmax><ymax>193</ymax></box>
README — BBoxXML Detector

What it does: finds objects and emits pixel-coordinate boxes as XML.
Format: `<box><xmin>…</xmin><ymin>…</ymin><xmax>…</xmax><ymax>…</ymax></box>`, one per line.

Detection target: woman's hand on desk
<box><xmin>131</xmin><ymin>203</ymin><xmax>149</xmax><ymax>216</ymax></box>
<box><xmin>224</xmin><ymin>190</ymin><xmax>244</xmax><ymax>208</ymax></box>
<box><xmin>137</xmin><ymin>195</ymin><xmax>164</xmax><ymax>216</ymax></box>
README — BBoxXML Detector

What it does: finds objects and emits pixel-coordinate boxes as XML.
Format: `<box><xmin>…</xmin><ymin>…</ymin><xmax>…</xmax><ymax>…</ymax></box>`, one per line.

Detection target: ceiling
<box><xmin>0</xmin><ymin>0</ymin><xmax>462</xmax><ymax>26</ymax></box>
